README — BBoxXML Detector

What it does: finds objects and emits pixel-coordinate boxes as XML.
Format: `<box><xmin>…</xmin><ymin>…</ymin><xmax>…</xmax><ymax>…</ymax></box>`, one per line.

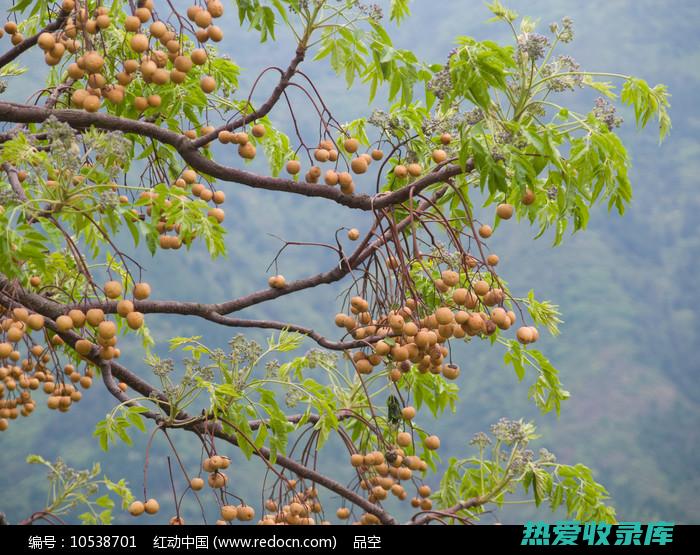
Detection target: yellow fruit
<box><xmin>200</xmin><ymin>75</ymin><xmax>216</xmax><ymax>93</ymax></box>
<box><xmin>286</xmin><ymin>160</ymin><xmax>301</xmax><ymax>175</ymax></box>
<box><xmin>344</xmin><ymin>138</ymin><xmax>359</xmax><ymax>153</ymax></box>
<box><xmin>133</xmin><ymin>282</ymin><xmax>151</xmax><ymax>300</ymax></box>
<box><xmin>149</xmin><ymin>21</ymin><xmax>167</xmax><ymax>38</ymax></box>
<box><xmin>74</xmin><ymin>339</ymin><xmax>92</xmax><ymax>357</ymax></box>
<box><xmin>98</xmin><ymin>321</ymin><xmax>116</xmax><ymax>339</ymax></box>
<box><xmin>190</xmin><ymin>48</ymin><xmax>207</xmax><ymax>65</ymax></box>
<box><xmin>207</xmin><ymin>208</ymin><xmax>225</xmax><ymax>223</ymax></box>
<box><xmin>496</xmin><ymin>203</ymin><xmax>514</xmax><ymax>219</ymax></box>
<box><xmin>478</xmin><ymin>224</ymin><xmax>493</xmax><ymax>238</ymax></box>
<box><xmin>432</xmin><ymin>149</ymin><xmax>448</xmax><ymax>163</ymax></box>
<box><xmin>516</xmin><ymin>326</ymin><xmax>534</xmax><ymax>344</ymax></box>
<box><xmin>37</xmin><ymin>32</ymin><xmax>55</xmax><ymax>51</ymax></box>
<box><xmin>347</xmin><ymin>228</ymin><xmax>360</xmax><ymax>241</ymax></box>
<box><xmin>324</xmin><ymin>170</ymin><xmax>339</xmax><ymax>186</ymax></box>
<box><xmin>130</xmin><ymin>33</ymin><xmax>149</xmax><ymax>53</ymax></box>
<box><xmin>27</xmin><ymin>314</ymin><xmax>45</xmax><ymax>330</ymax></box>
<box><xmin>238</xmin><ymin>142</ymin><xmax>256</xmax><ymax>160</ymax></box>
<box><xmin>133</xmin><ymin>96</ymin><xmax>148</xmax><ymax>112</ymax></box>
<box><xmin>126</xmin><ymin>312</ymin><xmax>144</xmax><ymax>330</ymax></box>
<box><xmin>104</xmin><ymin>280</ymin><xmax>122</xmax><ymax>299</ymax></box>
<box><xmin>442</xmin><ymin>364</ymin><xmax>460</xmax><ymax>380</ymax></box>
<box><xmin>144</xmin><ymin>498</ymin><xmax>160</xmax><ymax>515</ymax></box>
<box><xmin>394</xmin><ymin>165</ymin><xmax>408</xmax><ymax>178</ymax></box>
<box><xmin>190</xmin><ymin>477</ymin><xmax>205</xmax><ymax>491</ymax></box>
<box><xmin>424</xmin><ymin>435</ymin><xmax>441</xmax><ymax>450</ymax></box>
<box><xmin>128</xmin><ymin>501</ymin><xmax>145</xmax><ymax>516</ymax></box>
<box><xmin>82</xmin><ymin>95</ymin><xmax>101</xmax><ymax>113</ymax></box>
<box><xmin>435</xmin><ymin>307</ymin><xmax>453</xmax><ymax>325</ymax></box>
<box><xmin>397</xmin><ymin>432</ymin><xmax>412</xmax><ymax>447</ymax></box>
<box><xmin>350</xmin><ymin>157</ymin><xmax>368</xmax><ymax>174</ymax></box>
<box><xmin>407</xmin><ymin>163</ymin><xmax>422</xmax><ymax>176</ymax></box>
<box><xmin>220</xmin><ymin>505</ymin><xmax>237</xmax><ymax>521</ymax></box>
<box><xmin>208</xmin><ymin>471</ymin><xmax>228</xmax><ymax>488</ymax></box>
<box><xmin>125</xmin><ymin>16</ymin><xmax>140</xmax><ymax>32</ymax></box>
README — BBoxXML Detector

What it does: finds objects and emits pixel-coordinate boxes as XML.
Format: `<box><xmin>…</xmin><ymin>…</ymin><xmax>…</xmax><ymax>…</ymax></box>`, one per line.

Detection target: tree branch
<box><xmin>0</xmin><ymin>100</ymin><xmax>469</xmax><ymax>211</ymax></box>
<box><xmin>191</xmin><ymin>46</ymin><xmax>307</xmax><ymax>149</ymax></box>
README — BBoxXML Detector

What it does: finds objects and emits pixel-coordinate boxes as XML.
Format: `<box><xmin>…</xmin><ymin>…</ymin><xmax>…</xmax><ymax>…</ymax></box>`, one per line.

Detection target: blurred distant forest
<box><xmin>0</xmin><ymin>0</ymin><xmax>698</xmax><ymax>524</ymax></box>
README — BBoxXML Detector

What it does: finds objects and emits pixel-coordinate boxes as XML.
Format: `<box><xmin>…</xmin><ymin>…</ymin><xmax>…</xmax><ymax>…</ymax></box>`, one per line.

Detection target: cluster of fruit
<box><xmin>16</xmin><ymin>1</ymin><xmax>226</xmax><ymax>114</ymax></box>
<box><xmin>0</xmin><ymin>303</ymin><xmax>94</xmax><ymax>430</ymax></box>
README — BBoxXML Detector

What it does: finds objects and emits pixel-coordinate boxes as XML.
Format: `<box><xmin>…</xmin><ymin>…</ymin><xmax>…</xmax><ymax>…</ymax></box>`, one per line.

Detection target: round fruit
<box><xmin>220</xmin><ymin>505</ymin><xmax>238</xmax><ymax>521</ymax></box>
<box><xmin>440</xmin><ymin>133</ymin><xmax>452</xmax><ymax>145</ymax></box>
<box><xmin>487</xmin><ymin>254</ymin><xmax>499</xmax><ymax>266</ymax></box>
<box><xmin>208</xmin><ymin>208</ymin><xmax>225</xmax><ymax>223</ymax></box>
<box><xmin>130</xmin><ymin>33</ymin><xmax>149</xmax><ymax>53</ymax></box>
<box><xmin>144</xmin><ymin>498</ymin><xmax>160</xmax><ymax>515</ymax></box>
<box><xmin>350</xmin><ymin>157</ymin><xmax>368</xmax><ymax>174</ymax></box>
<box><xmin>344</xmin><ymin>138</ymin><xmax>359</xmax><ymax>153</ymax></box>
<box><xmin>397</xmin><ymin>432</ymin><xmax>412</xmax><ymax>447</ymax></box>
<box><xmin>27</xmin><ymin>314</ymin><xmax>45</xmax><ymax>331</ymax></box>
<box><xmin>237</xmin><ymin>506</ymin><xmax>255</xmax><ymax>521</ymax></box>
<box><xmin>516</xmin><ymin>326</ymin><xmax>534</xmax><ymax>344</ymax></box>
<box><xmin>191</xmin><ymin>48</ymin><xmax>207</xmax><ymax>65</ymax></box>
<box><xmin>252</xmin><ymin>124</ymin><xmax>266</xmax><ymax>138</ymax></box>
<box><xmin>432</xmin><ymin>149</ymin><xmax>447</xmax><ymax>163</ymax></box>
<box><xmin>125</xmin><ymin>15</ymin><xmax>140</xmax><ymax>32</ymax></box>
<box><xmin>208</xmin><ymin>471</ymin><xmax>228</xmax><ymax>488</ymax></box>
<box><xmin>150</xmin><ymin>21</ymin><xmax>167</xmax><ymax>38</ymax></box>
<box><xmin>285</xmin><ymin>160</ymin><xmax>301</xmax><ymax>175</ymax></box>
<box><xmin>133</xmin><ymin>282</ymin><xmax>151</xmax><ymax>300</ymax></box>
<box><xmin>126</xmin><ymin>312</ymin><xmax>144</xmax><ymax>330</ymax></box>
<box><xmin>435</xmin><ymin>307</ymin><xmax>453</xmax><ymax>325</ymax></box>
<box><xmin>208</xmin><ymin>25</ymin><xmax>223</xmax><ymax>41</ymax></box>
<box><xmin>104</xmin><ymin>280</ymin><xmax>122</xmax><ymax>299</ymax></box>
<box><xmin>424</xmin><ymin>435</ymin><xmax>441</xmax><ymax>450</ymax></box>
<box><xmin>473</xmin><ymin>280</ymin><xmax>490</xmax><ymax>296</ymax></box>
<box><xmin>394</xmin><ymin>165</ymin><xmax>408</xmax><ymax>178</ymax></box>
<box><xmin>407</xmin><ymin>163</ymin><xmax>422</xmax><ymax>176</ymax></box>
<box><xmin>478</xmin><ymin>224</ymin><xmax>493</xmax><ymax>238</ymax></box>
<box><xmin>522</xmin><ymin>188</ymin><xmax>536</xmax><ymax>205</ymax></box>
<box><xmin>128</xmin><ymin>501</ymin><xmax>145</xmax><ymax>516</ymax></box>
<box><xmin>442</xmin><ymin>364</ymin><xmax>460</xmax><ymax>380</ymax></box>
<box><xmin>200</xmin><ymin>75</ymin><xmax>216</xmax><ymax>93</ymax></box>
<box><xmin>190</xmin><ymin>477</ymin><xmax>204</xmax><ymax>491</ymax></box>
<box><xmin>131</xmin><ymin>96</ymin><xmax>148</xmax><ymax>112</ymax></box>
<box><xmin>82</xmin><ymin>95</ymin><xmax>101</xmax><ymax>113</ymax></box>
<box><xmin>98</xmin><ymin>321</ymin><xmax>117</xmax><ymax>339</ymax></box>
<box><xmin>169</xmin><ymin>516</ymin><xmax>185</xmax><ymax>525</ymax></box>
<box><xmin>350</xmin><ymin>453</ymin><xmax>364</xmax><ymax>467</ymax></box>
<box><xmin>37</xmin><ymin>32</ymin><xmax>55</xmax><ymax>51</ymax></box>
<box><xmin>401</xmin><ymin>406</ymin><xmax>416</xmax><ymax>420</ymax></box>
<box><xmin>347</xmin><ymin>228</ymin><xmax>360</xmax><ymax>241</ymax></box>
<box><xmin>336</xmin><ymin>507</ymin><xmax>350</xmax><ymax>520</ymax></box>
<box><xmin>238</xmin><ymin>142</ymin><xmax>256</xmax><ymax>159</ymax></box>
<box><xmin>496</xmin><ymin>203</ymin><xmax>514</xmax><ymax>219</ymax></box>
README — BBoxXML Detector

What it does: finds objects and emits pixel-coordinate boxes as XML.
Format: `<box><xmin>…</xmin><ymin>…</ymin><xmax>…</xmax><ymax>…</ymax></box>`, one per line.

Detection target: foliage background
<box><xmin>0</xmin><ymin>0</ymin><xmax>698</xmax><ymax>523</ymax></box>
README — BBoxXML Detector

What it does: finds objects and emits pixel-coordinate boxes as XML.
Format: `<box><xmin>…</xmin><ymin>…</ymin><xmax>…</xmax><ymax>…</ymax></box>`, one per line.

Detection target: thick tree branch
<box><xmin>0</xmin><ymin>100</ymin><xmax>468</xmax><ymax>211</ymax></box>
